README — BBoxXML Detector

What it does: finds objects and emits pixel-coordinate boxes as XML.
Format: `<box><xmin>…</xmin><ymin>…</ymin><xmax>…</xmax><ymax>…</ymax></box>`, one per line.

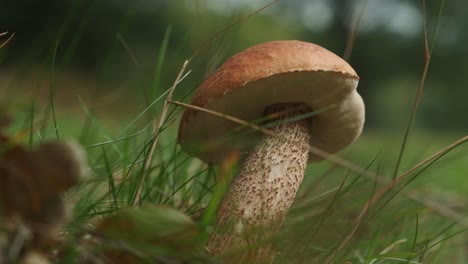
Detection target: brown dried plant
<box><xmin>0</xmin><ymin>115</ymin><xmax>87</xmax><ymax>262</ymax></box>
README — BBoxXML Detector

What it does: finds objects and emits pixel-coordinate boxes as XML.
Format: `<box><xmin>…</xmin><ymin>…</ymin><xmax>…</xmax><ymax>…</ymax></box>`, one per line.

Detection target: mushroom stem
<box><xmin>207</xmin><ymin>103</ymin><xmax>311</xmax><ymax>263</ymax></box>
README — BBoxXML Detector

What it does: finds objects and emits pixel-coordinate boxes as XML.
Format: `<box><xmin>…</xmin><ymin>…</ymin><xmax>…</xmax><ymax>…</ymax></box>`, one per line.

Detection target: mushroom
<box><xmin>178</xmin><ymin>40</ymin><xmax>365</xmax><ymax>262</ymax></box>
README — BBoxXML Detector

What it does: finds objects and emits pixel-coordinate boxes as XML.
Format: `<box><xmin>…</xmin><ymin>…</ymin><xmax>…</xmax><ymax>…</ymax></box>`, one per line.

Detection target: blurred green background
<box><xmin>1</xmin><ymin>0</ymin><xmax>466</xmax><ymax>189</ymax></box>
<box><xmin>1</xmin><ymin>1</ymin><xmax>467</xmax><ymax>262</ymax></box>
<box><xmin>2</xmin><ymin>0</ymin><xmax>467</xmax><ymax>128</ymax></box>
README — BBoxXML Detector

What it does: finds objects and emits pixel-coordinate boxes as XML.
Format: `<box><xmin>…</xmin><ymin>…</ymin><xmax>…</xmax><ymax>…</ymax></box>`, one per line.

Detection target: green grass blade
<box><xmin>50</xmin><ymin>39</ymin><xmax>60</xmax><ymax>140</ymax></box>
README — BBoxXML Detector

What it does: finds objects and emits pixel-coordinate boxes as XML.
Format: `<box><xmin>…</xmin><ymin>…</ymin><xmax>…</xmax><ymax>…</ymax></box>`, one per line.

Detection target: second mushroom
<box><xmin>178</xmin><ymin>40</ymin><xmax>365</xmax><ymax>263</ymax></box>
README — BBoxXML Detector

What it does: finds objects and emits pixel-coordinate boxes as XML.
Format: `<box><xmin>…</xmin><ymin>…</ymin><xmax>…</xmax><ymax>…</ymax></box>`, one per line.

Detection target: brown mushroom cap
<box><xmin>179</xmin><ymin>40</ymin><xmax>365</xmax><ymax>164</ymax></box>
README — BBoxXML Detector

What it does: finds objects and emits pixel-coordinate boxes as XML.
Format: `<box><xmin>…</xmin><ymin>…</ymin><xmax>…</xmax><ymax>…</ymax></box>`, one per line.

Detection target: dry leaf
<box><xmin>0</xmin><ymin>140</ymin><xmax>86</xmax><ymax>218</ymax></box>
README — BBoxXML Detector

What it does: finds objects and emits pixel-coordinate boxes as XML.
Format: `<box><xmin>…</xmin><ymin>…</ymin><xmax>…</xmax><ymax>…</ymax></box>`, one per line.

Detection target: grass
<box><xmin>1</xmin><ymin>88</ymin><xmax>466</xmax><ymax>263</ymax></box>
<box><xmin>1</xmin><ymin>0</ymin><xmax>467</xmax><ymax>263</ymax></box>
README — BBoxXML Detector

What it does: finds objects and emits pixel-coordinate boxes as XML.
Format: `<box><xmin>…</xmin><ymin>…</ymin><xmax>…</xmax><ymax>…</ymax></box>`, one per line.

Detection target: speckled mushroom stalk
<box><xmin>207</xmin><ymin>104</ymin><xmax>311</xmax><ymax>263</ymax></box>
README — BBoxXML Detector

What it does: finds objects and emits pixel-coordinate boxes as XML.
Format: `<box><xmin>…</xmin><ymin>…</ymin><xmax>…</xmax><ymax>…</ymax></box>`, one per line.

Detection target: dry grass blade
<box><xmin>0</xmin><ymin>32</ymin><xmax>15</xmax><ymax>49</ymax></box>
<box><xmin>323</xmin><ymin>135</ymin><xmax>467</xmax><ymax>263</ymax></box>
<box><xmin>322</xmin><ymin>1</ymin><xmax>456</xmax><ymax>261</ymax></box>
<box><xmin>133</xmin><ymin>0</ymin><xmax>281</xmax><ymax>206</ymax></box>
<box><xmin>133</xmin><ymin>60</ymin><xmax>190</xmax><ymax>206</ymax></box>
<box><xmin>116</xmin><ymin>33</ymin><xmax>141</xmax><ymax>68</ymax></box>
<box><xmin>397</xmin><ymin>135</ymin><xmax>467</xmax><ymax>185</ymax></box>
<box><xmin>167</xmin><ymin>100</ymin><xmax>467</xmax><ymax>226</ymax></box>
<box><xmin>167</xmin><ymin>100</ymin><xmax>378</xmax><ymax>177</ymax></box>
<box><xmin>343</xmin><ymin>0</ymin><xmax>369</xmax><ymax>61</ymax></box>
<box><xmin>392</xmin><ymin>0</ymin><xmax>434</xmax><ymax>180</ymax></box>
<box><xmin>191</xmin><ymin>0</ymin><xmax>281</xmax><ymax>61</ymax></box>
